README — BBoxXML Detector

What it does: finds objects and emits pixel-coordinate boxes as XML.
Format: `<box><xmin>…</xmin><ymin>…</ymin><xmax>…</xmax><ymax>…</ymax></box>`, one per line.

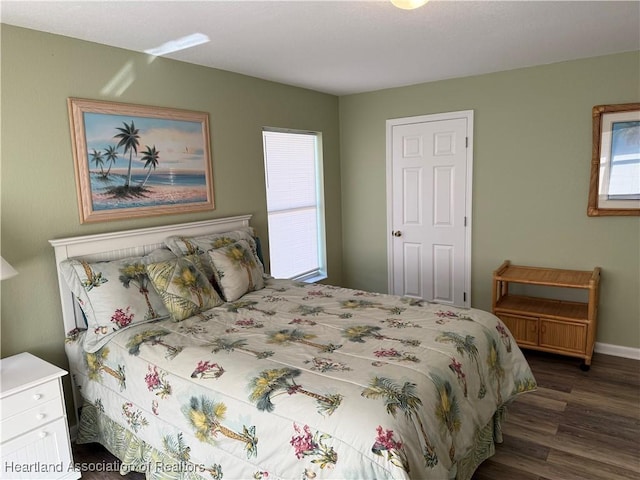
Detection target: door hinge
<box><xmin>464</xmin><ymin>216</ymin><xmax>467</xmax><ymax>227</ymax></box>
<box><xmin>463</xmin><ymin>292</ymin><xmax>467</xmax><ymax>302</ymax></box>
<box><xmin>465</xmin><ymin>137</ymin><xmax>468</xmax><ymax>148</ymax></box>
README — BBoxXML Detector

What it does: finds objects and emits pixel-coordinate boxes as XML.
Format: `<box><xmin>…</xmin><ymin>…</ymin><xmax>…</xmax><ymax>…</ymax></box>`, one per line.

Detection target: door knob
<box><xmin>392</xmin><ymin>230</ymin><xmax>402</xmax><ymax>237</ymax></box>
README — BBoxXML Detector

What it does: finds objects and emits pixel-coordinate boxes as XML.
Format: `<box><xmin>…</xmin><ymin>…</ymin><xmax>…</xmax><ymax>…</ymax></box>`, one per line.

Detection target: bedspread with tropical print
<box><xmin>66</xmin><ymin>278</ymin><xmax>536</xmax><ymax>480</ymax></box>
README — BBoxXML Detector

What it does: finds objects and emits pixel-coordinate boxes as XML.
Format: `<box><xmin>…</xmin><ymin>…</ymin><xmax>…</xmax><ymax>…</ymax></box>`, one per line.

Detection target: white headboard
<box><xmin>49</xmin><ymin>215</ymin><xmax>252</xmax><ymax>336</ymax></box>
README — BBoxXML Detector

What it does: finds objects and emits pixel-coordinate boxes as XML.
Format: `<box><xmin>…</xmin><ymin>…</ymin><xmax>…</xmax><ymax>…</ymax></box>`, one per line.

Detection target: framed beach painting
<box><xmin>588</xmin><ymin>103</ymin><xmax>640</xmax><ymax>216</ymax></box>
<box><xmin>68</xmin><ymin>98</ymin><xmax>215</xmax><ymax>223</ymax></box>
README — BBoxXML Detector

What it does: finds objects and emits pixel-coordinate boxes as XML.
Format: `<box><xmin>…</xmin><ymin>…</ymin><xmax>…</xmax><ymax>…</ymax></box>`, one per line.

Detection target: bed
<box><xmin>50</xmin><ymin>215</ymin><xmax>536</xmax><ymax>480</ymax></box>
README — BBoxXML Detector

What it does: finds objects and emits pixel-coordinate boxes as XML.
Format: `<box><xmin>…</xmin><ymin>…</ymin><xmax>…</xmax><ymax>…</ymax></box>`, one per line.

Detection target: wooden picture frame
<box><xmin>68</xmin><ymin>98</ymin><xmax>215</xmax><ymax>223</ymax></box>
<box><xmin>588</xmin><ymin>103</ymin><xmax>640</xmax><ymax>216</ymax></box>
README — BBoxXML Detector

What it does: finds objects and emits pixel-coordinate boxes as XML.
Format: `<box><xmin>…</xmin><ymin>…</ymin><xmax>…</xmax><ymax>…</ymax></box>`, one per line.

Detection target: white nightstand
<box><xmin>0</xmin><ymin>352</ymin><xmax>81</xmax><ymax>479</ymax></box>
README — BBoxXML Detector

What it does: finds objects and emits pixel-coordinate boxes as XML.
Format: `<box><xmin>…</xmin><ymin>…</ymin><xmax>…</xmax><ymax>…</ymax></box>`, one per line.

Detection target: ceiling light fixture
<box><xmin>145</xmin><ymin>33</ymin><xmax>210</xmax><ymax>57</ymax></box>
<box><xmin>391</xmin><ymin>0</ymin><xmax>429</xmax><ymax>10</ymax></box>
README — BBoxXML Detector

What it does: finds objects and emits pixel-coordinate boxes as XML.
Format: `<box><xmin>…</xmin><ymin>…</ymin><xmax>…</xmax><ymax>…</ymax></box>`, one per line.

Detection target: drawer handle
<box><xmin>39</xmin><ymin>431</ymin><xmax>48</xmax><ymax>439</ymax></box>
<box><xmin>36</xmin><ymin>413</ymin><xmax>46</xmax><ymax>420</ymax></box>
<box><xmin>33</xmin><ymin>394</ymin><xmax>43</xmax><ymax>401</ymax></box>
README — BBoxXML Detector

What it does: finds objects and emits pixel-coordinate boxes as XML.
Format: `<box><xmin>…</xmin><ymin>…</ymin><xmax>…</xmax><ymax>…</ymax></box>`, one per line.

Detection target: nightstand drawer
<box><xmin>0</xmin><ymin>379</ymin><xmax>61</xmax><ymax>419</ymax></box>
<box><xmin>1</xmin><ymin>417</ymin><xmax>76</xmax><ymax>479</ymax></box>
<box><xmin>1</xmin><ymin>398</ymin><xmax>65</xmax><ymax>443</ymax></box>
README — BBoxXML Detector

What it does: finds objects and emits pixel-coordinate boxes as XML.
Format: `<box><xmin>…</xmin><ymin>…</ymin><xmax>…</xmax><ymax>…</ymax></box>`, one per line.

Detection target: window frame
<box><xmin>262</xmin><ymin>127</ymin><xmax>327</xmax><ymax>282</ymax></box>
<box><xmin>588</xmin><ymin>103</ymin><xmax>640</xmax><ymax>216</ymax></box>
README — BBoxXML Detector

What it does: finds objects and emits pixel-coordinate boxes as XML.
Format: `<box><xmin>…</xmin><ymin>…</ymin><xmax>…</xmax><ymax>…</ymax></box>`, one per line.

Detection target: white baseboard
<box><xmin>595</xmin><ymin>342</ymin><xmax>640</xmax><ymax>361</ymax></box>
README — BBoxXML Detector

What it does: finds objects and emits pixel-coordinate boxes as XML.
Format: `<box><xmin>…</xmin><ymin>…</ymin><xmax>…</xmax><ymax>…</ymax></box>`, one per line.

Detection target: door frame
<box><xmin>385</xmin><ymin>110</ymin><xmax>474</xmax><ymax>307</ymax></box>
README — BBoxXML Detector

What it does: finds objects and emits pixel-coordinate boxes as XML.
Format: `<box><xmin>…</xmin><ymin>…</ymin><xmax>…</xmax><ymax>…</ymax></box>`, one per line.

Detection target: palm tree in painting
<box><xmin>430</xmin><ymin>374</ymin><xmax>461</xmax><ymax>461</ymax></box>
<box><xmin>85</xmin><ymin>347</ymin><xmax>126</xmax><ymax>390</ymax></box>
<box><xmin>113</xmin><ymin>120</ymin><xmax>140</xmax><ymax>188</ymax></box>
<box><xmin>139</xmin><ymin>145</ymin><xmax>160</xmax><ymax>188</ymax></box>
<box><xmin>362</xmin><ymin>376</ymin><xmax>438</xmax><ymax>467</ymax></box>
<box><xmin>103</xmin><ymin>145</ymin><xmax>119</xmax><ymax>178</ymax></box>
<box><xmin>126</xmin><ymin>328</ymin><xmax>183</xmax><ymax>359</ymax></box>
<box><xmin>119</xmin><ymin>262</ymin><xmax>157</xmax><ymax>319</ymax></box>
<box><xmin>486</xmin><ymin>337</ymin><xmax>505</xmax><ymax>405</ymax></box>
<box><xmin>267</xmin><ymin>328</ymin><xmax>342</xmax><ymax>353</ymax></box>
<box><xmin>90</xmin><ymin>149</ymin><xmax>105</xmax><ymax>176</ymax></box>
<box><xmin>248</xmin><ymin>367</ymin><xmax>342</xmax><ymax>416</ymax></box>
<box><xmin>436</xmin><ymin>332</ymin><xmax>487</xmax><ymax>399</ymax></box>
<box><xmin>183</xmin><ymin>395</ymin><xmax>258</xmax><ymax>458</ymax></box>
<box><xmin>210</xmin><ymin>337</ymin><xmax>274</xmax><ymax>359</ymax></box>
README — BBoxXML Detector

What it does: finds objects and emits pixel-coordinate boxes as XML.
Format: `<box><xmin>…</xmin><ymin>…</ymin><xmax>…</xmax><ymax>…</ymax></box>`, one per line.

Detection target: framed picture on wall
<box><xmin>68</xmin><ymin>98</ymin><xmax>215</xmax><ymax>223</ymax></box>
<box><xmin>588</xmin><ymin>103</ymin><xmax>640</xmax><ymax>216</ymax></box>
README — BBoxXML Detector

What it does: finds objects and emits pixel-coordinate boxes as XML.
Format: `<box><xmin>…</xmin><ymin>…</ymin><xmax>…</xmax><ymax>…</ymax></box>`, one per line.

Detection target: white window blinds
<box><xmin>263</xmin><ymin>129</ymin><xmax>326</xmax><ymax>280</ymax></box>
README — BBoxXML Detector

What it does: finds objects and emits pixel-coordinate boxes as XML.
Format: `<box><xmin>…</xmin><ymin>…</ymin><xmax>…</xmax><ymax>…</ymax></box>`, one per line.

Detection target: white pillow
<box><xmin>59</xmin><ymin>249</ymin><xmax>174</xmax><ymax>352</ymax></box>
<box><xmin>208</xmin><ymin>239</ymin><xmax>265</xmax><ymax>302</ymax></box>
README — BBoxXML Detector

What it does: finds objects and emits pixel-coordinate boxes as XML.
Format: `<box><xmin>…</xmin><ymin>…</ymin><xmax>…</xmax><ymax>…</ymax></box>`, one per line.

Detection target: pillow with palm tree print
<box><xmin>145</xmin><ymin>254</ymin><xmax>223</xmax><ymax>321</ymax></box>
<box><xmin>164</xmin><ymin>227</ymin><xmax>260</xmax><ymax>285</ymax></box>
<box><xmin>60</xmin><ymin>251</ymin><xmax>173</xmax><ymax>353</ymax></box>
<box><xmin>208</xmin><ymin>239</ymin><xmax>265</xmax><ymax>302</ymax></box>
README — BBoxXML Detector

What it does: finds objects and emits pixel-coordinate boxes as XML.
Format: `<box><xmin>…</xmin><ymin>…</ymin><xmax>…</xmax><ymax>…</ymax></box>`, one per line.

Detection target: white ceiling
<box><xmin>1</xmin><ymin>0</ymin><xmax>638</xmax><ymax>96</ymax></box>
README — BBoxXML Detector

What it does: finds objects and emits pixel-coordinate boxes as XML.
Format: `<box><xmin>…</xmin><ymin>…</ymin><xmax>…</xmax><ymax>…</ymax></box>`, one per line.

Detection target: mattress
<box><xmin>66</xmin><ymin>278</ymin><xmax>536</xmax><ymax>480</ymax></box>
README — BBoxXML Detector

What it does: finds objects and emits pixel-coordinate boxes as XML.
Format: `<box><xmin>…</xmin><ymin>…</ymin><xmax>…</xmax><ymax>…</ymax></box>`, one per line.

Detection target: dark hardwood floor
<box><xmin>72</xmin><ymin>350</ymin><xmax>640</xmax><ymax>480</ymax></box>
<box><xmin>473</xmin><ymin>350</ymin><xmax>640</xmax><ymax>480</ymax></box>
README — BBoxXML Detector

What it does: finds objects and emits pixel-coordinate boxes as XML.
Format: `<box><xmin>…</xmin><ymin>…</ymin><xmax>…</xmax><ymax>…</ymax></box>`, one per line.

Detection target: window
<box><xmin>605</xmin><ymin>120</ymin><xmax>640</xmax><ymax>200</ymax></box>
<box><xmin>262</xmin><ymin>129</ymin><xmax>326</xmax><ymax>281</ymax></box>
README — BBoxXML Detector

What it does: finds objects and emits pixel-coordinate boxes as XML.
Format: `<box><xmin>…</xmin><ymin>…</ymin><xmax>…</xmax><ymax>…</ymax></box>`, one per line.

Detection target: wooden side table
<box><xmin>492</xmin><ymin>260</ymin><xmax>600</xmax><ymax>370</ymax></box>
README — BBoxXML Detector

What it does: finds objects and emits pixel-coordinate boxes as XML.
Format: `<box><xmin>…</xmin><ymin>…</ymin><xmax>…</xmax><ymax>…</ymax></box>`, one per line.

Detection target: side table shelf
<box><xmin>492</xmin><ymin>260</ymin><xmax>600</xmax><ymax>370</ymax></box>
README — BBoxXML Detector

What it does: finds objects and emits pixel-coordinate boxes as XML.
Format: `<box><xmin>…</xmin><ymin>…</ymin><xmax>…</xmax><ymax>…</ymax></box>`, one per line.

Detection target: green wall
<box><xmin>1</xmin><ymin>24</ymin><xmax>638</xmax><ymax>404</ymax></box>
<box><xmin>339</xmin><ymin>51</ymin><xmax>640</xmax><ymax>349</ymax></box>
<box><xmin>0</xmin><ymin>25</ymin><xmax>343</xmax><ymax>370</ymax></box>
